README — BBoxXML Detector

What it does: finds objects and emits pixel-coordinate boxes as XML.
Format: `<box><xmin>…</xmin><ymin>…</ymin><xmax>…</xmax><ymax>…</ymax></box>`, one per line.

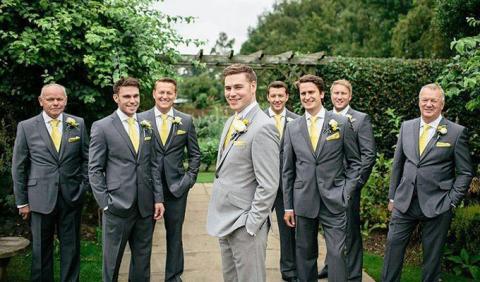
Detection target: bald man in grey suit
<box><xmin>382</xmin><ymin>83</ymin><xmax>473</xmax><ymax>281</ymax></box>
<box><xmin>12</xmin><ymin>83</ymin><xmax>89</xmax><ymax>282</ymax></box>
<box><xmin>283</xmin><ymin>75</ymin><xmax>361</xmax><ymax>282</ymax></box>
<box><xmin>207</xmin><ymin>64</ymin><xmax>280</xmax><ymax>282</ymax></box>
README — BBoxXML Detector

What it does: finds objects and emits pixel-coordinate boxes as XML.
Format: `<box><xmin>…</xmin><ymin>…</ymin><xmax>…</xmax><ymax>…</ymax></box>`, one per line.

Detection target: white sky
<box><xmin>156</xmin><ymin>0</ymin><xmax>276</xmax><ymax>54</ymax></box>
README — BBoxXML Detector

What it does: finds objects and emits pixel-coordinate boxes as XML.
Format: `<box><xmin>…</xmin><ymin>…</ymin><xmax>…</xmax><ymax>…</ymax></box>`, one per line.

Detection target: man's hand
<box><xmin>154</xmin><ymin>203</ymin><xmax>165</xmax><ymax>220</ymax></box>
<box><xmin>388</xmin><ymin>201</ymin><xmax>394</xmax><ymax>212</ymax></box>
<box><xmin>284</xmin><ymin>210</ymin><xmax>296</xmax><ymax>228</ymax></box>
<box><xmin>19</xmin><ymin>205</ymin><xmax>31</xmax><ymax>220</ymax></box>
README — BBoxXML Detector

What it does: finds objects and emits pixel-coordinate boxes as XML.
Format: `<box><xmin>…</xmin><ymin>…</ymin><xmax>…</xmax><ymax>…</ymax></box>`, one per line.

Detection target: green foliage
<box><xmin>198</xmin><ymin>138</ymin><xmax>219</xmax><ymax>172</ymax></box>
<box><xmin>210</xmin><ymin>32</ymin><xmax>235</xmax><ymax>55</ymax></box>
<box><xmin>445</xmin><ymin>248</ymin><xmax>480</xmax><ymax>279</ymax></box>
<box><xmin>194</xmin><ymin>110</ymin><xmax>226</xmax><ymax>170</ymax></box>
<box><xmin>436</xmin><ymin>0</ymin><xmax>480</xmax><ymax>40</ymax></box>
<box><xmin>178</xmin><ymin>72</ymin><xmax>224</xmax><ymax>109</ymax></box>
<box><xmin>448</xmin><ymin>204</ymin><xmax>480</xmax><ymax>256</ymax></box>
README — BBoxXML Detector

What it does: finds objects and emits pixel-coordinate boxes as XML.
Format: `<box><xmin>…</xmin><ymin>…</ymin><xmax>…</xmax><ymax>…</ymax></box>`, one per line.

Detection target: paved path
<box><xmin>119</xmin><ymin>183</ymin><xmax>375</xmax><ymax>281</ymax></box>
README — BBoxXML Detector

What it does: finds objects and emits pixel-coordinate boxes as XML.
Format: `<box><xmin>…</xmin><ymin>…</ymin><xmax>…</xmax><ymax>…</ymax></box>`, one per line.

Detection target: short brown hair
<box><xmin>267</xmin><ymin>81</ymin><xmax>289</xmax><ymax>95</ymax></box>
<box><xmin>222</xmin><ymin>64</ymin><xmax>257</xmax><ymax>82</ymax></box>
<box><xmin>154</xmin><ymin>77</ymin><xmax>177</xmax><ymax>92</ymax></box>
<box><xmin>295</xmin><ymin>74</ymin><xmax>325</xmax><ymax>92</ymax></box>
<box><xmin>113</xmin><ymin>77</ymin><xmax>140</xmax><ymax>94</ymax></box>
<box><xmin>330</xmin><ymin>79</ymin><xmax>352</xmax><ymax>95</ymax></box>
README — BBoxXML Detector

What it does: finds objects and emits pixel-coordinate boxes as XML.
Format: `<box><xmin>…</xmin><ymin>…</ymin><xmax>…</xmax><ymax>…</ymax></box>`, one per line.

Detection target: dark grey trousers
<box><xmin>382</xmin><ymin>197</ymin><xmax>452</xmax><ymax>282</ymax></box>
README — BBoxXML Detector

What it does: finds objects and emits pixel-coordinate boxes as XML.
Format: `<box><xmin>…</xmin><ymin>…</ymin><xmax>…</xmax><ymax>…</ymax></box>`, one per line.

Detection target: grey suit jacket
<box><xmin>88</xmin><ymin>112</ymin><xmax>163</xmax><ymax>218</ymax></box>
<box><xmin>346</xmin><ymin>107</ymin><xmax>376</xmax><ymax>188</ymax></box>
<box><xmin>138</xmin><ymin>108</ymin><xmax>201</xmax><ymax>197</ymax></box>
<box><xmin>282</xmin><ymin>111</ymin><xmax>362</xmax><ymax>217</ymax></box>
<box><xmin>388</xmin><ymin>117</ymin><xmax>473</xmax><ymax>217</ymax></box>
<box><xmin>207</xmin><ymin>104</ymin><xmax>280</xmax><ymax>237</ymax></box>
<box><xmin>12</xmin><ymin>113</ymin><xmax>89</xmax><ymax>214</ymax></box>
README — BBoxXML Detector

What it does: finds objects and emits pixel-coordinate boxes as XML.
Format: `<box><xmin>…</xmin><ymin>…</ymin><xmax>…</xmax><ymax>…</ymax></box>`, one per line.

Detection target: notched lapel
<box><xmin>299</xmin><ymin>116</ymin><xmax>316</xmax><ymax>158</ymax></box>
<box><xmin>111</xmin><ymin>114</ymin><xmax>136</xmax><ymax>158</ymax></box>
<box><xmin>412</xmin><ymin>119</ymin><xmax>421</xmax><ymax>161</ymax></box>
<box><xmin>315</xmin><ymin>113</ymin><xmax>331</xmax><ymax>157</ymax></box>
<box><xmin>37</xmin><ymin>115</ymin><xmax>59</xmax><ymax>161</ymax></box>
<box><xmin>420</xmin><ymin>118</ymin><xmax>447</xmax><ymax>161</ymax></box>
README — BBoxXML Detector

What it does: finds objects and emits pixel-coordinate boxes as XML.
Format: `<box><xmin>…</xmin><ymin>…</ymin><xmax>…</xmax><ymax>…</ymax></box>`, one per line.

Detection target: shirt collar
<box><xmin>237</xmin><ymin>101</ymin><xmax>258</xmax><ymax>119</ymax></box>
<box><xmin>268</xmin><ymin>107</ymin><xmax>286</xmax><ymax>118</ymax></box>
<box><xmin>154</xmin><ymin>106</ymin><xmax>174</xmax><ymax>118</ymax></box>
<box><xmin>333</xmin><ymin>105</ymin><xmax>350</xmax><ymax>116</ymax></box>
<box><xmin>42</xmin><ymin>111</ymin><xmax>63</xmax><ymax>124</ymax></box>
<box><xmin>420</xmin><ymin>115</ymin><xmax>442</xmax><ymax>129</ymax></box>
<box><xmin>305</xmin><ymin>106</ymin><xmax>326</xmax><ymax>121</ymax></box>
<box><xmin>116</xmin><ymin>108</ymin><xmax>137</xmax><ymax>122</ymax></box>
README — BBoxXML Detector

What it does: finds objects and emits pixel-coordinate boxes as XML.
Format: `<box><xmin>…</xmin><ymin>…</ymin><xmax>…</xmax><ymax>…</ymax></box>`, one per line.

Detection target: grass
<box><xmin>196</xmin><ymin>171</ymin><xmax>215</xmax><ymax>183</ymax></box>
<box><xmin>6</xmin><ymin>240</ymin><xmax>102</xmax><ymax>281</ymax></box>
<box><xmin>363</xmin><ymin>251</ymin><xmax>473</xmax><ymax>281</ymax></box>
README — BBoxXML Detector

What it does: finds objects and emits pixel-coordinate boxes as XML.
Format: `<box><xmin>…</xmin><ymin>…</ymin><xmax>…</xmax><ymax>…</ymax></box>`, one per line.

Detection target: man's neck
<box><xmin>421</xmin><ymin>115</ymin><xmax>441</xmax><ymax>125</ymax></box>
<box><xmin>307</xmin><ymin>106</ymin><xmax>322</xmax><ymax>117</ymax></box>
<box><xmin>270</xmin><ymin>107</ymin><xmax>285</xmax><ymax>115</ymax></box>
<box><xmin>156</xmin><ymin>105</ymin><xmax>172</xmax><ymax>115</ymax></box>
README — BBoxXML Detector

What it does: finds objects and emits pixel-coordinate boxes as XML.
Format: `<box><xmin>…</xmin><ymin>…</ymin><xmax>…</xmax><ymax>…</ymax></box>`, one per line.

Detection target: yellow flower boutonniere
<box><xmin>65</xmin><ymin>117</ymin><xmax>79</xmax><ymax>128</ymax></box>
<box><xmin>437</xmin><ymin>125</ymin><xmax>447</xmax><ymax>135</ymax></box>
<box><xmin>328</xmin><ymin>119</ymin><xmax>340</xmax><ymax>133</ymax></box>
<box><xmin>346</xmin><ymin>114</ymin><xmax>356</xmax><ymax>123</ymax></box>
<box><xmin>171</xmin><ymin>116</ymin><xmax>182</xmax><ymax>125</ymax></box>
<box><xmin>140</xmin><ymin>120</ymin><xmax>152</xmax><ymax>130</ymax></box>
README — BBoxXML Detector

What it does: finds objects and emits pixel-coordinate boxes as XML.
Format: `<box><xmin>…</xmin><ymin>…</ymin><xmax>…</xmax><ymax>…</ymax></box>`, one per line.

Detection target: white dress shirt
<box><xmin>116</xmin><ymin>109</ymin><xmax>139</xmax><ymax>136</ymax></box>
<box><xmin>333</xmin><ymin>105</ymin><xmax>350</xmax><ymax>116</ymax></box>
<box><xmin>305</xmin><ymin>106</ymin><xmax>326</xmax><ymax>138</ymax></box>
<box><xmin>154</xmin><ymin>106</ymin><xmax>174</xmax><ymax>134</ymax></box>
<box><xmin>419</xmin><ymin>115</ymin><xmax>443</xmax><ymax>145</ymax></box>
<box><xmin>42</xmin><ymin>111</ymin><xmax>64</xmax><ymax>136</ymax></box>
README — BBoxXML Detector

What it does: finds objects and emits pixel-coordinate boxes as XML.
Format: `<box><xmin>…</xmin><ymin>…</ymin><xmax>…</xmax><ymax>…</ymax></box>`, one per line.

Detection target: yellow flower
<box><xmin>328</xmin><ymin>119</ymin><xmax>339</xmax><ymax>132</ymax></box>
<box><xmin>437</xmin><ymin>125</ymin><xmax>447</xmax><ymax>135</ymax></box>
<box><xmin>65</xmin><ymin>117</ymin><xmax>79</xmax><ymax>128</ymax></box>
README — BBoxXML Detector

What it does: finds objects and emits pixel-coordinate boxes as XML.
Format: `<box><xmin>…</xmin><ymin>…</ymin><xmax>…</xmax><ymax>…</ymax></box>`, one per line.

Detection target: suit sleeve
<box><xmin>186</xmin><ymin>117</ymin><xmax>201</xmax><ymax>184</ymax></box>
<box><xmin>246</xmin><ymin>123</ymin><xmax>280</xmax><ymax>234</ymax></box>
<box><xmin>449</xmin><ymin>127</ymin><xmax>474</xmax><ymax>205</ymax></box>
<box><xmin>88</xmin><ymin>121</ymin><xmax>108</xmax><ymax>209</ymax></box>
<box><xmin>11</xmin><ymin>122</ymin><xmax>30</xmax><ymax>206</ymax></box>
<box><xmin>282</xmin><ymin>123</ymin><xmax>296</xmax><ymax>210</ymax></box>
<box><xmin>357</xmin><ymin>114</ymin><xmax>376</xmax><ymax>188</ymax></box>
<box><xmin>343</xmin><ymin>120</ymin><xmax>362</xmax><ymax>197</ymax></box>
<box><xmin>80</xmin><ymin>118</ymin><xmax>90</xmax><ymax>192</ymax></box>
<box><xmin>388</xmin><ymin>123</ymin><xmax>406</xmax><ymax>200</ymax></box>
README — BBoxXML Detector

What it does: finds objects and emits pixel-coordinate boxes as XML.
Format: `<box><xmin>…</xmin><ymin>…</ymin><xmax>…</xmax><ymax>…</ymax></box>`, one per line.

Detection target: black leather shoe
<box><xmin>318</xmin><ymin>268</ymin><xmax>328</xmax><ymax>279</ymax></box>
<box><xmin>282</xmin><ymin>276</ymin><xmax>298</xmax><ymax>282</ymax></box>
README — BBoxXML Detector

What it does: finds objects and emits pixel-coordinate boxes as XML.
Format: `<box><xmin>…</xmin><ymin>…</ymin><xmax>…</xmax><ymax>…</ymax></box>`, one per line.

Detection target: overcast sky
<box><xmin>156</xmin><ymin>0</ymin><xmax>276</xmax><ymax>54</ymax></box>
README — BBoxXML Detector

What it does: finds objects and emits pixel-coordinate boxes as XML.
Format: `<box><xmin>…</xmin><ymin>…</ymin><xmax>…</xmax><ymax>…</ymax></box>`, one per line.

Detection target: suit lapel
<box><xmin>412</xmin><ymin>118</ymin><xmax>421</xmax><ymax>162</ymax></box>
<box><xmin>58</xmin><ymin>115</ymin><xmax>68</xmax><ymax>160</ymax></box>
<box><xmin>299</xmin><ymin>115</ymin><xmax>316</xmax><ymax>159</ymax></box>
<box><xmin>136</xmin><ymin>120</ymin><xmax>145</xmax><ymax>160</ymax></box>
<box><xmin>164</xmin><ymin>109</ymin><xmax>179</xmax><ymax>152</ymax></box>
<box><xmin>216</xmin><ymin>115</ymin><xmax>234</xmax><ymax>169</ymax></box>
<box><xmin>420</xmin><ymin>117</ymin><xmax>445</xmax><ymax>162</ymax></box>
<box><xmin>36</xmin><ymin>114</ymin><xmax>59</xmax><ymax>161</ymax></box>
<box><xmin>315</xmin><ymin>112</ymin><xmax>330</xmax><ymax>158</ymax></box>
<box><xmin>111</xmin><ymin>113</ymin><xmax>136</xmax><ymax>158</ymax></box>
<box><xmin>147</xmin><ymin>109</ymin><xmax>164</xmax><ymax>152</ymax></box>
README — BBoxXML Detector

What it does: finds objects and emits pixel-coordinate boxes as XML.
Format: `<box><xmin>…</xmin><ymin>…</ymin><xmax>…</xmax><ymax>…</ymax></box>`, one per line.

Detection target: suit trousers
<box><xmin>163</xmin><ymin>186</ymin><xmax>189</xmax><ymax>282</ymax></box>
<box><xmin>296</xmin><ymin>206</ymin><xmax>347</xmax><ymax>282</ymax></box>
<box><xmin>30</xmin><ymin>192</ymin><xmax>82</xmax><ymax>282</ymax></box>
<box><xmin>219</xmin><ymin>223</ymin><xmax>269</xmax><ymax>282</ymax></box>
<box><xmin>102</xmin><ymin>207</ymin><xmax>154</xmax><ymax>282</ymax></box>
<box><xmin>273</xmin><ymin>190</ymin><xmax>297</xmax><ymax>279</ymax></box>
<box><xmin>382</xmin><ymin>197</ymin><xmax>452</xmax><ymax>282</ymax></box>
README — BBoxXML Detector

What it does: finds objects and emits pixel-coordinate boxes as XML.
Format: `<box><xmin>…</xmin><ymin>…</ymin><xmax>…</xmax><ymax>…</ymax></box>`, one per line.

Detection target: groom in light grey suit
<box><xmin>207</xmin><ymin>64</ymin><xmax>280</xmax><ymax>282</ymax></box>
<box><xmin>89</xmin><ymin>77</ymin><xmax>165</xmax><ymax>282</ymax></box>
<box><xmin>283</xmin><ymin>74</ymin><xmax>362</xmax><ymax>282</ymax></box>
<box><xmin>382</xmin><ymin>83</ymin><xmax>473</xmax><ymax>282</ymax></box>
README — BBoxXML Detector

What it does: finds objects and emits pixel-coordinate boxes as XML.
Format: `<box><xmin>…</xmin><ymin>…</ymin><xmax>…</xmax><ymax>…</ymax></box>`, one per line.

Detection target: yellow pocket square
<box><xmin>176</xmin><ymin>130</ymin><xmax>187</xmax><ymax>135</ymax></box>
<box><xmin>436</xmin><ymin>142</ymin><xmax>451</xmax><ymax>147</ymax></box>
<box><xmin>144</xmin><ymin>136</ymin><xmax>152</xmax><ymax>141</ymax></box>
<box><xmin>233</xmin><ymin>140</ymin><xmax>246</xmax><ymax>146</ymax></box>
<box><xmin>68</xmin><ymin>136</ymin><xmax>80</xmax><ymax>143</ymax></box>
<box><xmin>326</xmin><ymin>132</ymin><xmax>340</xmax><ymax>141</ymax></box>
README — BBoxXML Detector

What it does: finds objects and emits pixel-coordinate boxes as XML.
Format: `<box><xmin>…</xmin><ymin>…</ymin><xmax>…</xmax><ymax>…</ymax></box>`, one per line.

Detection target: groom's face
<box><xmin>224</xmin><ymin>73</ymin><xmax>256</xmax><ymax>113</ymax></box>
<box><xmin>114</xmin><ymin>86</ymin><xmax>140</xmax><ymax>117</ymax></box>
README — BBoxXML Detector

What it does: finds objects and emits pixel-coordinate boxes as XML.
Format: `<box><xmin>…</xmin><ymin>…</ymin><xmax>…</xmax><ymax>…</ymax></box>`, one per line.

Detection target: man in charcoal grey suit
<box><xmin>283</xmin><ymin>75</ymin><xmax>362</xmax><ymax>282</ymax></box>
<box><xmin>138</xmin><ymin>77</ymin><xmax>200</xmax><ymax>282</ymax></box>
<box><xmin>264</xmin><ymin>81</ymin><xmax>300</xmax><ymax>282</ymax></box>
<box><xmin>207</xmin><ymin>64</ymin><xmax>280</xmax><ymax>282</ymax></box>
<box><xmin>382</xmin><ymin>83</ymin><xmax>473</xmax><ymax>281</ymax></box>
<box><xmin>319</xmin><ymin>79</ymin><xmax>376</xmax><ymax>281</ymax></box>
<box><xmin>12</xmin><ymin>83</ymin><xmax>89</xmax><ymax>282</ymax></box>
<box><xmin>89</xmin><ymin>77</ymin><xmax>165</xmax><ymax>282</ymax></box>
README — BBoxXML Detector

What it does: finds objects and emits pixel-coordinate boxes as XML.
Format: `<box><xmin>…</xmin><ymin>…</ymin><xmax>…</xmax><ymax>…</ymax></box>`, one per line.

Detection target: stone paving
<box><xmin>118</xmin><ymin>183</ymin><xmax>375</xmax><ymax>281</ymax></box>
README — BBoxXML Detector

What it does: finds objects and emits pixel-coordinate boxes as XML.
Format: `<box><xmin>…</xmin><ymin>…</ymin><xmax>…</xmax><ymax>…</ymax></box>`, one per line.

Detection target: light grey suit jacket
<box><xmin>89</xmin><ymin>112</ymin><xmax>163</xmax><ymax>218</ymax></box>
<box><xmin>207</xmin><ymin>104</ymin><xmax>280</xmax><ymax>237</ymax></box>
<box><xmin>138</xmin><ymin>108</ymin><xmax>201</xmax><ymax>197</ymax></box>
<box><xmin>389</xmin><ymin>117</ymin><xmax>473</xmax><ymax>217</ymax></box>
<box><xmin>12</xmin><ymin>113</ymin><xmax>89</xmax><ymax>214</ymax></box>
<box><xmin>283</xmin><ymin>111</ymin><xmax>362</xmax><ymax>217</ymax></box>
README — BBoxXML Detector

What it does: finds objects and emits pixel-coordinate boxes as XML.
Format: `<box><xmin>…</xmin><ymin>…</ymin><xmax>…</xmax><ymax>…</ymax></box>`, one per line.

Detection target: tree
<box><xmin>0</xmin><ymin>0</ymin><xmax>198</xmax><ymax>123</ymax></box>
<box><xmin>210</xmin><ymin>32</ymin><xmax>235</xmax><ymax>55</ymax></box>
<box><xmin>436</xmin><ymin>0</ymin><xmax>480</xmax><ymax>40</ymax></box>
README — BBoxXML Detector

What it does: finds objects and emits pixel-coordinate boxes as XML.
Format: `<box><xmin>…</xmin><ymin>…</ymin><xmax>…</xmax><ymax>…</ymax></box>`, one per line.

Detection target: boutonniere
<box><xmin>345</xmin><ymin>114</ymin><xmax>356</xmax><ymax>123</ymax></box>
<box><xmin>286</xmin><ymin>117</ymin><xmax>294</xmax><ymax>122</ymax></box>
<box><xmin>65</xmin><ymin>117</ymin><xmax>79</xmax><ymax>128</ymax></box>
<box><xmin>233</xmin><ymin>118</ymin><xmax>249</xmax><ymax>134</ymax></box>
<box><xmin>437</xmin><ymin>125</ymin><xmax>447</xmax><ymax>135</ymax></box>
<box><xmin>171</xmin><ymin>116</ymin><xmax>182</xmax><ymax>125</ymax></box>
<box><xmin>328</xmin><ymin>119</ymin><xmax>340</xmax><ymax>133</ymax></box>
<box><xmin>140</xmin><ymin>120</ymin><xmax>152</xmax><ymax>130</ymax></box>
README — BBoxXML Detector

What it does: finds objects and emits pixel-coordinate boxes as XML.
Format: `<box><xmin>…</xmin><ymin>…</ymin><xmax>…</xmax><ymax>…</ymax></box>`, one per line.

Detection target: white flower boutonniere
<box><xmin>171</xmin><ymin>116</ymin><xmax>182</xmax><ymax>125</ymax></box>
<box><xmin>286</xmin><ymin>117</ymin><xmax>294</xmax><ymax>122</ymax></box>
<box><xmin>232</xmin><ymin>118</ymin><xmax>249</xmax><ymax>134</ymax></box>
<box><xmin>65</xmin><ymin>117</ymin><xmax>79</xmax><ymax>128</ymax></box>
<box><xmin>437</xmin><ymin>125</ymin><xmax>447</xmax><ymax>135</ymax></box>
<box><xmin>140</xmin><ymin>120</ymin><xmax>152</xmax><ymax>130</ymax></box>
<box><xmin>346</xmin><ymin>114</ymin><xmax>356</xmax><ymax>123</ymax></box>
<box><xmin>328</xmin><ymin>119</ymin><xmax>340</xmax><ymax>133</ymax></box>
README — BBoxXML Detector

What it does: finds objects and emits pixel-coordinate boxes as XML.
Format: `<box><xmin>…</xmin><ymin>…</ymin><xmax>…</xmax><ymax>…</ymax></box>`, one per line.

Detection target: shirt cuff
<box><xmin>284</xmin><ymin>209</ymin><xmax>294</xmax><ymax>212</ymax></box>
<box><xmin>17</xmin><ymin>204</ymin><xmax>29</xmax><ymax>208</ymax></box>
<box><xmin>389</xmin><ymin>199</ymin><xmax>394</xmax><ymax>203</ymax></box>
<box><xmin>103</xmin><ymin>206</ymin><xmax>108</xmax><ymax>211</ymax></box>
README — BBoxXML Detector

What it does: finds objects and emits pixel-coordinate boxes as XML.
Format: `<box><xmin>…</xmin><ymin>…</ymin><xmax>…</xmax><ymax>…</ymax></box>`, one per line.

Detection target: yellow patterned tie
<box><xmin>223</xmin><ymin>114</ymin><xmax>238</xmax><ymax>149</ymax></box>
<box><xmin>309</xmin><ymin>116</ymin><xmax>318</xmax><ymax>151</ymax></box>
<box><xmin>50</xmin><ymin>119</ymin><xmax>61</xmax><ymax>152</ymax></box>
<box><xmin>274</xmin><ymin>114</ymin><xmax>283</xmax><ymax>138</ymax></box>
<box><xmin>127</xmin><ymin>117</ymin><xmax>139</xmax><ymax>153</ymax></box>
<box><xmin>160</xmin><ymin>114</ymin><xmax>169</xmax><ymax>145</ymax></box>
<box><xmin>419</xmin><ymin>124</ymin><xmax>431</xmax><ymax>155</ymax></box>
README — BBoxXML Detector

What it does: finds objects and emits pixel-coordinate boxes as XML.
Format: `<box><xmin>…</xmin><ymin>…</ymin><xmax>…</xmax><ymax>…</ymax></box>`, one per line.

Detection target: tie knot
<box><xmin>161</xmin><ymin>114</ymin><xmax>168</xmax><ymax>121</ymax></box>
<box><xmin>275</xmin><ymin>114</ymin><xmax>282</xmax><ymax>119</ymax></box>
<box><xmin>50</xmin><ymin>119</ymin><xmax>60</xmax><ymax>127</ymax></box>
<box><xmin>127</xmin><ymin>117</ymin><xmax>136</xmax><ymax>125</ymax></box>
<box><xmin>234</xmin><ymin>113</ymin><xmax>240</xmax><ymax>120</ymax></box>
<box><xmin>310</xmin><ymin>116</ymin><xmax>317</xmax><ymax>123</ymax></box>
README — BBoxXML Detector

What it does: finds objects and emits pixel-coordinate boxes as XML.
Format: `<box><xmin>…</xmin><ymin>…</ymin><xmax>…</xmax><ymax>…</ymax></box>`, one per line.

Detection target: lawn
<box><xmin>196</xmin><ymin>171</ymin><xmax>215</xmax><ymax>183</ymax></box>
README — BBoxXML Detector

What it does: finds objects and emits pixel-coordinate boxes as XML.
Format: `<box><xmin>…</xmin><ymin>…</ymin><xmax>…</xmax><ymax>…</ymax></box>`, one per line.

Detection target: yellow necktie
<box><xmin>127</xmin><ymin>117</ymin><xmax>139</xmax><ymax>153</ymax></box>
<box><xmin>274</xmin><ymin>114</ymin><xmax>283</xmax><ymax>137</ymax></box>
<box><xmin>160</xmin><ymin>114</ymin><xmax>169</xmax><ymax>145</ymax></box>
<box><xmin>223</xmin><ymin>114</ymin><xmax>238</xmax><ymax>149</ymax></box>
<box><xmin>419</xmin><ymin>124</ymin><xmax>431</xmax><ymax>155</ymax></box>
<box><xmin>309</xmin><ymin>116</ymin><xmax>318</xmax><ymax>150</ymax></box>
<box><xmin>50</xmin><ymin>119</ymin><xmax>61</xmax><ymax>152</ymax></box>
